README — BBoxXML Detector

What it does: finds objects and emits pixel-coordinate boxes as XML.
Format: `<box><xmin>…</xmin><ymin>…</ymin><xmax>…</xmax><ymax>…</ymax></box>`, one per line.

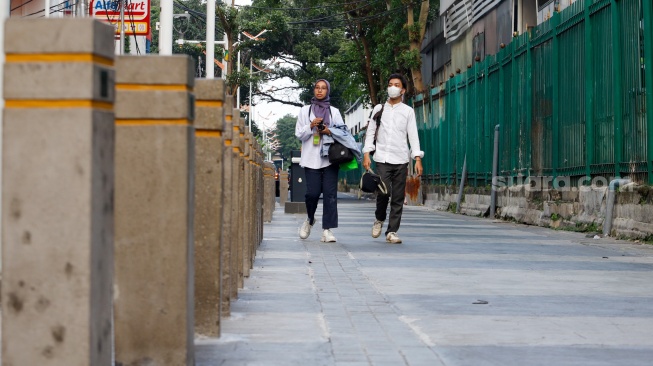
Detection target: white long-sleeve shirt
<box><xmin>362</xmin><ymin>101</ymin><xmax>424</xmax><ymax>164</ymax></box>
<box><xmin>295</xmin><ymin>104</ymin><xmax>345</xmax><ymax>169</ymax></box>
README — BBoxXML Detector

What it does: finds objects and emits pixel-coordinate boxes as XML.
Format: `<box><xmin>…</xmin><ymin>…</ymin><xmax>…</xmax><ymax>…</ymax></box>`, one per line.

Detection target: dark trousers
<box><xmin>375</xmin><ymin>162</ymin><xmax>408</xmax><ymax>235</ymax></box>
<box><xmin>304</xmin><ymin>164</ymin><xmax>339</xmax><ymax>229</ymax></box>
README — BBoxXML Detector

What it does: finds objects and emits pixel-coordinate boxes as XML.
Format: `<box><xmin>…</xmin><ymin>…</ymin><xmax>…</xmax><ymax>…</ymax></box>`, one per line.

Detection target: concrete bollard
<box><xmin>248</xmin><ymin>133</ymin><xmax>258</xmax><ymax>270</ymax></box>
<box><xmin>280</xmin><ymin>171</ymin><xmax>289</xmax><ymax>205</ymax></box>
<box><xmin>234</xmin><ymin>109</ymin><xmax>245</xmax><ymax>288</ymax></box>
<box><xmin>258</xmin><ymin>144</ymin><xmax>265</xmax><ymax>243</ymax></box>
<box><xmin>246</xmin><ymin>132</ymin><xmax>257</xmax><ymax>272</ymax></box>
<box><xmin>193</xmin><ymin>78</ymin><xmax>225</xmax><ymax>337</ymax></box>
<box><xmin>259</xmin><ymin>145</ymin><xmax>265</xmax><ymax>242</ymax></box>
<box><xmin>2</xmin><ymin>18</ymin><xmax>115</xmax><ymax>366</ymax></box>
<box><xmin>229</xmin><ymin>110</ymin><xmax>241</xmax><ymax>294</ymax></box>
<box><xmin>263</xmin><ymin>163</ymin><xmax>275</xmax><ymax>222</ymax></box>
<box><xmin>243</xmin><ymin>131</ymin><xmax>252</xmax><ymax>278</ymax></box>
<box><xmin>220</xmin><ymin>98</ymin><xmax>234</xmax><ymax>315</ymax></box>
<box><xmin>229</xmin><ymin>101</ymin><xmax>240</xmax><ymax>297</ymax></box>
<box><xmin>114</xmin><ymin>55</ymin><xmax>195</xmax><ymax>366</ymax></box>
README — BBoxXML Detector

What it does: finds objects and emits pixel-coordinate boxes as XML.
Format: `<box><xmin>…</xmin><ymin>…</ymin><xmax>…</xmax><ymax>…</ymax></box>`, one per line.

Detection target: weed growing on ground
<box><xmin>557</xmin><ymin>221</ymin><xmax>600</xmax><ymax>234</ymax></box>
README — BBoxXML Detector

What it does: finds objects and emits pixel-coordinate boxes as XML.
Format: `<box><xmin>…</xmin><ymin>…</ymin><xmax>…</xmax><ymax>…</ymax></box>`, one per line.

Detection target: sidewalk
<box><xmin>196</xmin><ymin>195</ymin><xmax>653</xmax><ymax>366</ymax></box>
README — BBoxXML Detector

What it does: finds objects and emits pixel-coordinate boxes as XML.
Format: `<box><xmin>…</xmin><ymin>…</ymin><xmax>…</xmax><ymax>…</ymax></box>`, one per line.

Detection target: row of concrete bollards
<box><xmin>1</xmin><ymin>18</ymin><xmax>277</xmax><ymax>365</ymax></box>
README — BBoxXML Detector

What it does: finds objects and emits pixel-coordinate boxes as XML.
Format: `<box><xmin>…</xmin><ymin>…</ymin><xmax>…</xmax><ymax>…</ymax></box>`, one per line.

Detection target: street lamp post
<box><xmin>235</xmin><ymin>29</ymin><xmax>269</xmax><ymax>132</ymax></box>
<box><xmin>257</xmin><ymin>111</ymin><xmax>278</xmax><ymax>162</ymax></box>
<box><xmin>249</xmin><ymin>58</ymin><xmax>253</xmax><ymax>132</ymax></box>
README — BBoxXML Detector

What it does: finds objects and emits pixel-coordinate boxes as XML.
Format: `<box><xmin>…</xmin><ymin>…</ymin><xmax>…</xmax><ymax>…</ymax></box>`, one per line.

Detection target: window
<box><xmin>537</xmin><ymin>0</ymin><xmax>554</xmax><ymax>11</ymax></box>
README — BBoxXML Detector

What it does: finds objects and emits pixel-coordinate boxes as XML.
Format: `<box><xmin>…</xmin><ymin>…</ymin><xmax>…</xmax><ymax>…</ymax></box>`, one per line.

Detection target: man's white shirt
<box><xmin>362</xmin><ymin>101</ymin><xmax>424</xmax><ymax>164</ymax></box>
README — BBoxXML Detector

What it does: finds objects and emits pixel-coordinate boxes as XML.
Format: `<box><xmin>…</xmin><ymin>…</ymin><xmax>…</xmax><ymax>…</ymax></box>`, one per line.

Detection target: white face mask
<box><xmin>387</xmin><ymin>86</ymin><xmax>402</xmax><ymax>98</ymax></box>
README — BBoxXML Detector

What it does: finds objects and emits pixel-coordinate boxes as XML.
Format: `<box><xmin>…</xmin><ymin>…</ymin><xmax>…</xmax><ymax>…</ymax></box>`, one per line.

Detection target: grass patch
<box><xmin>558</xmin><ymin>221</ymin><xmax>600</xmax><ymax>233</ymax></box>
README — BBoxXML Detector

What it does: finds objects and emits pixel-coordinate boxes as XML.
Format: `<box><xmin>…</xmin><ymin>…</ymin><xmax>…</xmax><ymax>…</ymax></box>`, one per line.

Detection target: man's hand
<box><xmin>363</xmin><ymin>153</ymin><xmax>371</xmax><ymax>171</ymax></box>
<box><xmin>415</xmin><ymin>159</ymin><xmax>423</xmax><ymax>176</ymax></box>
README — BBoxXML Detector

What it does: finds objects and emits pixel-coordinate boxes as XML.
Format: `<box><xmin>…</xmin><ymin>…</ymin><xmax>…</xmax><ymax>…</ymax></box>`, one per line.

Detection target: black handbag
<box><xmin>360</xmin><ymin>170</ymin><xmax>388</xmax><ymax>194</ymax></box>
<box><xmin>328</xmin><ymin>140</ymin><xmax>354</xmax><ymax>164</ymax></box>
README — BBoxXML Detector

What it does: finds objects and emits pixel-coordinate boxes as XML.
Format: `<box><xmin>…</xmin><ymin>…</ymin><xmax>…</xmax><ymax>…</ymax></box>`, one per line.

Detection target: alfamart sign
<box><xmin>89</xmin><ymin>0</ymin><xmax>151</xmax><ymax>36</ymax></box>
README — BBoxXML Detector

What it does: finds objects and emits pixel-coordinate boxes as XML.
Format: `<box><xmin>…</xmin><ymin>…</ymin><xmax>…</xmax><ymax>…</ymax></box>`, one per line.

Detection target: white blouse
<box><xmin>295</xmin><ymin>104</ymin><xmax>345</xmax><ymax>169</ymax></box>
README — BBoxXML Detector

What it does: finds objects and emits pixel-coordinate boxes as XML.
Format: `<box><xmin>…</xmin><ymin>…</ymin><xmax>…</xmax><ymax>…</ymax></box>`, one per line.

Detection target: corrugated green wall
<box><xmin>413</xmin><ymin>0</ymin><xmax>653</xmax><ymax>186</ymax></box>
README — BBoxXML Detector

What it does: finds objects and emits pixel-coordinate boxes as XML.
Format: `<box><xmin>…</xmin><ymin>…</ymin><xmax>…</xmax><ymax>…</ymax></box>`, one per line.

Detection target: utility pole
<box><xmin>159</xmin><ymin>0</ymin><xmax>173</xmax><ymax>55</ymax></box>
<box><xmin>206</xmin><ymin>0</ymin><xmax>215</xmax><ymax>78</ymax></box>
<box><xmin>120</xmin><ymin>0</ymin><xmax>125</xmax><ymax>54</ymax></box>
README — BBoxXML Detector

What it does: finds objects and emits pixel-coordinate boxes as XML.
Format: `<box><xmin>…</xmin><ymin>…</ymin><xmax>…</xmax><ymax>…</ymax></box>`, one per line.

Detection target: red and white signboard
<box><xmin>89</xmin><ymin>0</ymin><xmax>151</xmax><ymax>36</ymax></box>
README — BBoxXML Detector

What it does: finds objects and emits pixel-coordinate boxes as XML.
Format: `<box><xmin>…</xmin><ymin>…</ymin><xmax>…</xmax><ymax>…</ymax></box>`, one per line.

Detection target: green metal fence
<box><xmin>414</xmin><ymin>0</ymin><xmax>653</xmax><ymax>186</ymax></box>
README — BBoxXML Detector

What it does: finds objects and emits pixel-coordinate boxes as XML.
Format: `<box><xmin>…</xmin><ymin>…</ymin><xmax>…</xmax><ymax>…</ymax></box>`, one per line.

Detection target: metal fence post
<box><xmin>611</xmin><ymin>0</ymin><xmax>624</xmax><ymax>178</ymax></box>
<box><xmin>457</xmin><ymin>155</ymin><xmax>467</xmax><ymax>213</ymax></box>
<box><xmin>552</xmin><ymin>11</ymin><xmax>560</xmax><ymax>181</ymax></box>
<box><xmin>584</xmin><ymin>0</ymin><xmax>595</xmax><ymax>180</ymax></box>
<box><xmin>490</xmin><ymin>125</ymin><xmax>500</xmax><ymax>218</ymax></box>
<box><xmin>643</xmin><ymin>0</ymin><xmax>653</xmax><ymax>184</ymax></box>
<box><xmin>525</xmin><ymin>32</ymin><xmax>533</xmax><ymax>177</ymax></box>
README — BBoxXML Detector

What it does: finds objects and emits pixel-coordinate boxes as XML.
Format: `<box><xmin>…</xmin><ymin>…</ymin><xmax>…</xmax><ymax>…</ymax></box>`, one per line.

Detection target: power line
<box><xmin>127</xmin><ymin>0</ymin><xmax>142</xmax><ymax>54</ymax></box>
<box><xmin>287</xmin><ymin>0</ymin><xmax>381</xmax><ymax>25</ymax></box>
<box><xmin>287</xmin><ymin>4</ymin><xmax>408</xmax><ymax>29</ymax></box>
<box><xmin>11</xmin><ymin>0</ymin><xmax>37</xmax><ymax>12</ymax></box>
<box><xmin>48</xmin><ymin>0</ymin><xmax>80</xmax><ymax>16</ymax></box>
<box><xmin>173</xmin><ymin>1</ymin><xmax>208</xmax><ymax>23</ymax></box>
<box><xmin>235</xmin><ymin>0</ymin><xmax>374</xmax><ymax>11</ymax></box>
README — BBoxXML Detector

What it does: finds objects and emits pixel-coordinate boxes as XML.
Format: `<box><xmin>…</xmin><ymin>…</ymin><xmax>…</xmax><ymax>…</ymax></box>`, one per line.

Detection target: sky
<box><xmin>232</xmin><ymin>0</ymin><xmax>302</xmax><ymax>130</ymax></box>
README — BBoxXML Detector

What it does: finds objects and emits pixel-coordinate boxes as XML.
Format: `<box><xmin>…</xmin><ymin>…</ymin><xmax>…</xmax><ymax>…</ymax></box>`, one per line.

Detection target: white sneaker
<box><xmin>321</xmin><ymin>229</ymin><xmax>337</xmax><ymax>243</ymax></box>
<box><xmin>386</xmin><ymin>232</ymin><xmax>402</xmax><ymax>244</ymax></box>
<box><xmin>299</xmin><ymin>219</ymin><xmax>313</xmax><ymax>239</ymax></box>
<box><xmin>372</xmin><ymin>220</ymin><xmax>383</xmax><ymax>238</ymax></box>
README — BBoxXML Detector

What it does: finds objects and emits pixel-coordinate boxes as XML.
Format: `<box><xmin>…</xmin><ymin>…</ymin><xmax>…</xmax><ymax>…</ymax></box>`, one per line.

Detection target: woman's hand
<box><xmin>320</xmin><ymin>126</ymin><xmax>331</xmax><ymax>135</ymax></box>
<box><xmin>310</xmin><ymin>117</ymin><xmax>323</xmax><ymax>129</ymax></box>
<box><xmin>363</xmin><ymin>153</ymin><xmax>371</xmax><ymax>170</ymax></box>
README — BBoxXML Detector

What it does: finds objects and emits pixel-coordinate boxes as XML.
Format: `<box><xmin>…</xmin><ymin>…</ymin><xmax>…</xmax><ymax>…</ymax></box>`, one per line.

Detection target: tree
<box><xmin>150</xmin><ymin>0</ymin><xmax>438</xmax><ymax>111</ymax></box>
<box><xmin>273</xmin><ymin>114</ymin><xmax>301</xmax><ymax>163</ymax></box>
<box><xmin>405</xmin><ymin>0</ymin><xmax>432</xmax><ymax>94</ymax></box>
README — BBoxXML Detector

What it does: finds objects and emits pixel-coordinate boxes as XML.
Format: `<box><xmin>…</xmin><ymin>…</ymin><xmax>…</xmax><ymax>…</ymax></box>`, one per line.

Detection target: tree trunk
<box><xmin>406</xmin><ymin>0</ymin><xmax>430</xmax><ymax>94</ymax></box>
<box><xmin>349</xmin><ymin>19</ymin><xmax>379</xmax><ymax>106</ymax></box>
<box><xmin>359</xmin><ymin>26</ymin><xmax>378</xmax><ymax>105</ymax></box>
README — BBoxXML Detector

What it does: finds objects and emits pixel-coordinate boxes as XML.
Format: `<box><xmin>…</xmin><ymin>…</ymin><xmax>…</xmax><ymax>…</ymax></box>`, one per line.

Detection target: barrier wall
<box><xmin>113</xmin><ymin>55</ymin><xmax>195</xmax><ymax>366</ymax></box>
<box><xmin>2</xmin><ymin>18</ymin><xmax>115</xmax><ymax>366</ymax></box>
<box><xmin>193</xmin><ymin>78</ymin><xmax>225</xmax><ymax>337</ymax></box>
<box><xmin>1</xmin><ymin>18</ymin><xmax>272</xmax><ymax>365</ymax></box>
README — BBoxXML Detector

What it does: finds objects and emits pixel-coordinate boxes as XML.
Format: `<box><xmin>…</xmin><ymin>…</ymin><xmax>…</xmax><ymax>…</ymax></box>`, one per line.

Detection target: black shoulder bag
<box><xmin>310</xmin><ymin>105</ymin><xmax>352</xmax><ymax>164</ymax></box>
<box><xmin>369</xmin><ymin>104</ymin><xmax>384</xmax><ymax>156</ymax></box>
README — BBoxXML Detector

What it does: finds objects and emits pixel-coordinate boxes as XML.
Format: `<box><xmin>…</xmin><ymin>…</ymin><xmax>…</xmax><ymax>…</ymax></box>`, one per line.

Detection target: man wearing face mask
<box><xmin>362</xmin><ymin>74</ymin><xmax>424</xmax><ymax>244</ymax></box>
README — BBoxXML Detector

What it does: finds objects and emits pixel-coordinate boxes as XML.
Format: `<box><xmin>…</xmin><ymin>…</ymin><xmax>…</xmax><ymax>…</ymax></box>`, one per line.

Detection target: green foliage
<box><xmin>124</xmin><ymin>34</ymin><xmax>130</xmax><ymax>54</ymax></box>
<box><xmin>273</xmin><ymin>114</ymin><xmax>302</xmax><ymax>161</ymax></box>
<box><xmin>397</xmin><ymin>49</ymin><xmax>422</xmax><ymax>70</ymax></box>
<box><xmin>405</xmin><ymin>22</ymin><xmax>422</xmax><ymax>43</ymax></box>
<box><xmin>151</xmin><ymin>0</ymin><xmax>437</xmax><ymax>108</ymax></box>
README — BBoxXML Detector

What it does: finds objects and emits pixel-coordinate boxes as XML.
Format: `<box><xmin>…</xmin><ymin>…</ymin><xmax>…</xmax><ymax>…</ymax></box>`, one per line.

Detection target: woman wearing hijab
<box><xmin>295</xmin><ymin>79</ymin><xmax>345</xmax><ymax>242</ymax></box>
